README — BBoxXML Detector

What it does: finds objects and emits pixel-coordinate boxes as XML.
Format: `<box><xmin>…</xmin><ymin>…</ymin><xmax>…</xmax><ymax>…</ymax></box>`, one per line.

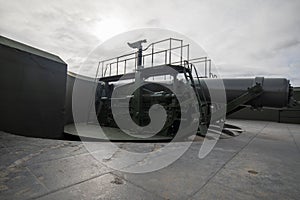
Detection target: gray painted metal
<box><xmin>65</xmin><ymin>76</ymin><xmax>293</xmax><ymax>127</ymax></box>
<box><xmin>229</xmin><ymin>87</ymin><xmax>300</xmax><ymax>123</ymax></box>
<box><xmin>198</xmin><ymin>78</ymin><xmax>291</xmax><ymax>108</ymax></box>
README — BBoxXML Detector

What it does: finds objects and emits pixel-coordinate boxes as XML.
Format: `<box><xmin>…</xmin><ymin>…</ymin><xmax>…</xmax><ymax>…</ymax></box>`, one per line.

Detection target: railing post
<box><xmin>187</xmin><ymin>44</ymin><xmax>190</xmax><ymax>63</ymax></box>
<box><xmin>169</xmin><ymin>38</ymin><xmax>172</xmax><ymax>64</ymax></box>
<box><xmin>209</xmin><ymin>60</ymin><xmax>211</xmax><ymax>78</ymax></box>
<box><xmin>165</xmin><ymin>50</ymin><xmax>167</xmax><ymax>65</ymax></box>
<box><xmin>109</xmin><ymin>63</ymin><xmax>112</xmax><ymax>76</ymax></box>
<box><xmin>151</xmin><ymin>44</ymin><xmax>154</xmax><ymax>67</ymax></box>
<box><xmin>204</xmin><ymin>57</ymin><xmax>207</xmax><ymax>78</ymax></box>
<box><xmin>124</xmin><ymin>60</ymin><xmax>127</xmax><ymax>74</ymax></box>
<box><xmin>180</xmin><ymin>40</ymin><xmax>183</xmax><ymax>66</ymax></box>
<box><xmin>101</xmin><ymin>62</ymin><xmax>104</xmax><ymax>77</ymax></box>
<box><xmin>137</xmin><ymin>48</ymin><xmax>143</xmax><ymax>68</ymax></box>
<box><xmin>134</xmin><ymin>52</ymin><xmax>137</xmax><ymax>71</ymax></box>
<box><xmin>116</xmin><ymin>57</ymin><xmax>119</xmax><ymax>75</ymax></box>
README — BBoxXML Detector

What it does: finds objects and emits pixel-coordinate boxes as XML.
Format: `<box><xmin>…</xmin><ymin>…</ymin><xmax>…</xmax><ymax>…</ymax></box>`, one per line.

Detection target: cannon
<box><xmin>0</xmin><ymin>35</ymin><xmax>295</xmax><ymax>140</ymax></box>
<box><xmin>65</xmin><ymin>38</ymin><xmax>296</xmax><ymax>140</ymax></box>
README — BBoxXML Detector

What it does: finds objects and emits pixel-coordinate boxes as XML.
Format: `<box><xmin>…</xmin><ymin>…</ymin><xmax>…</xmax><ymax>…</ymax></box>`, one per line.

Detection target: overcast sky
<box><xmin>1</xmin><ymin>0</ymin><xmax>299</xmax><ymax>85</ymax></box>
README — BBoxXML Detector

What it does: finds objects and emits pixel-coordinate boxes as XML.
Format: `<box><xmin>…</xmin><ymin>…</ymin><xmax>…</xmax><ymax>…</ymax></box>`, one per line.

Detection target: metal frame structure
<box><xmin>86</xmin><ymin>38</ymin><xmax>216</xmax><ymax>137</ymax></box>
<box><xmin>84</xmin><ymin>38</ymin><xmax>294</xmax><ymax>138</ymax></box>
<box><xmin>95</xmin><ymin>38</ymin><xmax>216</xmax><ymax>80</ymax></box>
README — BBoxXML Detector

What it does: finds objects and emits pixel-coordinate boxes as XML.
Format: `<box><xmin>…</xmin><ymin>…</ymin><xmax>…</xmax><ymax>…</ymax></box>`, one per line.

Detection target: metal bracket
<box><xmin>226</xmin><ymin>81</ymin><xmax>264</xmax><ymax>115</ymax></box>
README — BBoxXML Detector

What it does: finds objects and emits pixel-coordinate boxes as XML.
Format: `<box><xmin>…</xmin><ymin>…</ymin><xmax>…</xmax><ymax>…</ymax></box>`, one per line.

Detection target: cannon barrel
<box><xmin>197</xmin><ymin>77</ymin><xmax>293</xmax><ymax>109</ymax></box>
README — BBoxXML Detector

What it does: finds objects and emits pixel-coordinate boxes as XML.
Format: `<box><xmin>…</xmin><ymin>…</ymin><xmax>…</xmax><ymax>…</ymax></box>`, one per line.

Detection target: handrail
<box><xmin>143</xmin><ymin>38</ymin><xmax>183</xmax><ymax>51</ymax></box>
<box><xmin>97</xmin><ymin>37</ymin><xmax>216</xmax><ymax>80</ymax></box>
<box><xmin>142</xmin><ymin>44</ymin><xmax>189</xmax><ymax>58</ymax></box>
<box><xmin>100</xmin><ymin>38</ymin><xmax>182</xmax><ymax>64</ymax></box>
<box><xmin>101</xmin><ymin>38</ymin><xmax>189</xmax><ymax>78</ymax></box>
<box><xmin>189</xmin><ymin>62</ymin><xmax>207</xmax><ymax>103</ymax></box>
<box><xmin>106</xmin><ymin>44</ymin><xmax>190</xmax><ymax>67</ymax></box>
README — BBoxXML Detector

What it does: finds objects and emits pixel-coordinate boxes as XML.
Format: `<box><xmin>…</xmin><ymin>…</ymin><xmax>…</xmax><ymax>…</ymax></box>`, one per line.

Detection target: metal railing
<box><xmin>95</xmin><ymin>38</ymin><xmax>216</xmax><ymax>79</ymax></box>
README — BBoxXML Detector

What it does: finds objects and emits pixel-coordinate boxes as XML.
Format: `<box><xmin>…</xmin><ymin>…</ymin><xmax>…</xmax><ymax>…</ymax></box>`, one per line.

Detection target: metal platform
<box><xmin>1</xmin><ymin>120</ymin><xmax>299</xmax><ymax>200</ymax></box>
<box><xmin>99</xmin><ymin>64</ymin><xmax>189</xmax><ymax>82</ymax></box>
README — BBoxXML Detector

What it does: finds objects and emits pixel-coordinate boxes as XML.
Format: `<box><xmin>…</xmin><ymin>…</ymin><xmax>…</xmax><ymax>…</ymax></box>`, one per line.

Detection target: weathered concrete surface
<box><xmin>0</xmin><ymin>120</ymin><xmax>299</xmax><ymax>200</ymax></box>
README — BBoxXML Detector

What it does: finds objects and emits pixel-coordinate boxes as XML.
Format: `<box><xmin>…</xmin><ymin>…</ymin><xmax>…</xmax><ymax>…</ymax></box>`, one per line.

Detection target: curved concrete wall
<box><xmin>64</xmin><ymin>72</ymin><xmax>96</xmax><ymax>125</ymax></box>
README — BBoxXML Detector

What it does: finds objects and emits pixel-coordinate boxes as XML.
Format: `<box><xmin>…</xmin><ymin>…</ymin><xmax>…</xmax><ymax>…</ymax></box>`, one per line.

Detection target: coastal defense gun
<box><xmin>66</xmin><ymin>38</ymin><xmax>295</xmax><ymax>140</ymax></box>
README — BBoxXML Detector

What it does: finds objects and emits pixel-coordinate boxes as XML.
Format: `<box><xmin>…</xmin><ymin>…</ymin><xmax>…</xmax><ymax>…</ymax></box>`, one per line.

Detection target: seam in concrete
<box><xmin>287</xmin><ymin>126</ymin><xmax>300</xmax><ymax>154</ymax></box>
<box><xmin>109</xmin><ymin>171</ymin><xmax>167</xmax><ymax>200</ymax></box>
<box><xmin>26</xmin><ymin>167</ymin><xmax>50</xmax><ymax>192</ymax></box>
<box><xmin>26</xmin><ymin>150</ymin><xmax>93</xmax><ymax>167</ymax></box>
<box><xmin>187</xmin><ymin>122</ymin><xmax>270</xmax><ymax>200</ymax></box>
<box><xmin>28</xmin><ymin>171</ymin><xmax>113</xmax><ymax>200</ymax></box>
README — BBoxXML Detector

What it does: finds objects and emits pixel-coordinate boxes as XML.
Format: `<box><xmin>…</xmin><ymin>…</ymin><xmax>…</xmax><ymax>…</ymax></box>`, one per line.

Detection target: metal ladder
<box><xmin>183</xmin><ymin>61</ymin><xmax>210</xmax><ymax>134</ymax></box>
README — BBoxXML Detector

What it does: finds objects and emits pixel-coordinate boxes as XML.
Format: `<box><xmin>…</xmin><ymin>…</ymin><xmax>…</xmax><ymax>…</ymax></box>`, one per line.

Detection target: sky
<box><xmin>1</xmin><ymin>0</ymin><xmax>299</xmax><ymax>85</ymax></box>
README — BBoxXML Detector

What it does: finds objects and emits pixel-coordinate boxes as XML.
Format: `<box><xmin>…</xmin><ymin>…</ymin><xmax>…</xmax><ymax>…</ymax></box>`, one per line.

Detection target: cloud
<box><xmin>273</xmin><ymin>39</ymin><xmax>300</xmax><ymax>52</ymax></box>
<box><xmin>0</xmin><ymin>0</ymin><xmax>299</xmax><ymax>85</ymax></box>
<box><xmin>146</xmin><ymin>19</ymin><xmax>161</xmax><ymax>27</ymax></box>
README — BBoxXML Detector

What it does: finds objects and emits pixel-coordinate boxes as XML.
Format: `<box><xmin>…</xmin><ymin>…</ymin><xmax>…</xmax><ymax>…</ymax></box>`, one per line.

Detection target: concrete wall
<box><xmin>64</xmin><ymin>72</ymin><xmax>96</xmax><ymax>125</ymax></box>
<box><xmin>0</xmin><ymin>36</ymin><xmax>67</xmax><ymax>138</ymax></box>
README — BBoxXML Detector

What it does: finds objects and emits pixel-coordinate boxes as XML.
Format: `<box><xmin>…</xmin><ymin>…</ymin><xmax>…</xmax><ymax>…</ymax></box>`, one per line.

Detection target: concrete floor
<box><xmin>0</xmin><ymin>120</ymin><xmax>299</xmax><ymax>200</ymax></box>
